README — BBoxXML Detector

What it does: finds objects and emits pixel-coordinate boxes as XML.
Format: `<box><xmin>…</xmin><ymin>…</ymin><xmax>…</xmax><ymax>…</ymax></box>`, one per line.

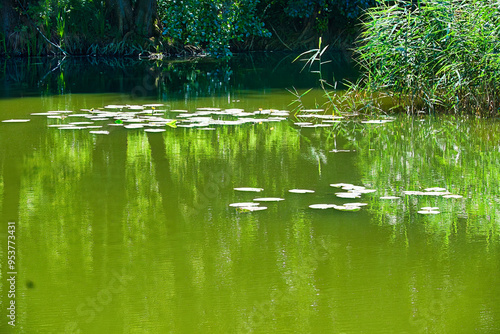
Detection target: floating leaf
<box><xmin>418</xmin><ymin>210</ymin><xmax>440</xmax><ymax>215</ymax></box>
<box><xmin>59</xmin><ymin>126</ymin><xmax>87</xmax><ymax>130</ymax></box>
<box><xmin>238</xmin><ymin>206</ymin><xmax>268</xmax><ymax>212</ymax></box>
<box><xmin>418</xmin><ymin>207</ymin><xmax>440</xmax><ymax>214</ymax></box>
<box><xmin>31</xmin><ymin>112</ymin><xmax>59</xmax><ymax>116</ymax></box>
<box><xmin>309</xmin><ymin>204</ymin><xmax>336</xmax><ymax>209</ymax></box>
<box><xmin>288</xmin><ymin>189</ymin><xmax>315</xmax><ymax>194</ymax></box>
<box><xmin>403</xmin><ymin>191</ymin><xmax>425</xmax><ymax>195</ymax></box>
<box><xmin>253</xmin><ymin>197</ymin><xmax>285</xmax><ymax>202</ymax></box>
<box><xmin>229</xmin><ymin>202</ymin><xmax>260</xmax><ymax>207</ymax></box>
<box><xmin>302</xmin><ymin>109</ymin><xmax>324</xmax><ymax>113</ymax></box>
<box><xmin>355</xmin><ymin>189</ymin><xmax>377</xmax><ymax>194</ymax></box>
<box><xmin>333</xmin><ymin>205</ymin><xmax>361</xmax><ymax>212</ymax></box>
<box><xmin>89</xmin><ymin>130</ymin><xmax>110</xmax><ymax>135</ymax></box>
<box><xmin>166</xmin><ymin>120</ymin><xmax>177</xmax><ymax>128</ymax></box>
<box><xmin>70</xmin><ymin>122</ymin><xmax>94</xmax><ymax>125</ymax></box>
<box><xmin>2</xmin><ymin>119</ymin><xmax>30</xmax><ymax>123</ymax></box>
<box><xmin>380</xmin><ymin>196</ymin><xmax>400</xmax><ymax>199</ymax></box>
<box><xmin>425</xmin><ymin>187</ymin><xmax>447</xmax><ymax>192</ymax></box>
<box><xmin>234</xmin><ymin>187</ymin><xmax>264</xmax><ymax>192</ymax></box>
<box><xmin>335</xmin><ymin>192</ymin><xmax>361</xmax><ymax>198</ymax></box>
<box><xmin>124</xmin><ymin>124</ymin><xmax>144</xmax><ymax>129</ymax></box>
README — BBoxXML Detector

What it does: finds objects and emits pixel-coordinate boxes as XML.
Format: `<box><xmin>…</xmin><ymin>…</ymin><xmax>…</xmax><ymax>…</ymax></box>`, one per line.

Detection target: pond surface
<box><xmin>0</xmin><ymin>54</ymin><xmax>499</xmax><ymax>333</ymax></box>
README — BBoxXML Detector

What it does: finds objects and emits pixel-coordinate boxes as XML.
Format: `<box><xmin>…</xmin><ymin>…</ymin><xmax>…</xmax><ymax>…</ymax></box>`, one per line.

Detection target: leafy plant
<box><xmin>356</xmin><ymin>0</ymin><xmax>500</xmax><ymax>116</ymax></box>
<box><xmin>158</xmin><ymin>0</ymin><xmax>271</xmax><ymax>57</ymax></box>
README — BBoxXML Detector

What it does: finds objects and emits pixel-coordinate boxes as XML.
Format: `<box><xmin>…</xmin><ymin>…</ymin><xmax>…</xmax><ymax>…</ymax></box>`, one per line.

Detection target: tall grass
<box><xmin>294</xmin><ymin>1</ymin><xmax>500</xmax><ymax>117</ymax></box>
<box><xmin>356</xmin><ymin>0</ymin><xmax>500</xmax><ymax>116</ymax></box>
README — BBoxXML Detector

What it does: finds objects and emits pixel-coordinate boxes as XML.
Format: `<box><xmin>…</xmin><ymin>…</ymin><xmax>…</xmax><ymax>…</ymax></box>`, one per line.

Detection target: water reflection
<box><xmin>0</xmin><ymin>52</ymin><xmax>356</xmax><ymax>100</ymax></box>
<box><xmin>0</xmin><ymin>62</ymin><xmax>499</xmax><ymax>333</ymax></box>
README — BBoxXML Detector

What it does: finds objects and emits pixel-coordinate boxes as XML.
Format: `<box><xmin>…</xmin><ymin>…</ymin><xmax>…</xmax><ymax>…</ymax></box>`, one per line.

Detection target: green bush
<box><xmin>356</xmin><ymin>0</ymin><xmax>500</xmax><ymax>116</ymax></box>
<box><xmin>159</xmin><ymin>0</ymin><xmax>271</xmax><ymax>57</ymax></box>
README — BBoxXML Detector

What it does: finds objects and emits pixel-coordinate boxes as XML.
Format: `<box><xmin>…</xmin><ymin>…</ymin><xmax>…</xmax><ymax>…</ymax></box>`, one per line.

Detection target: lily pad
<box><xmin>418</xmin><ymin>210</ymin><xmax>440</xmax><ymax>215</ymax></box>
<box><xmin>330</xmin><ymin>149</ymin><xmax>352</xmax><ymax>153</ymax></box>
<box><xmin>333</xmin><ymin>205</ymin><xmax>361</xmax><ymax>212</ymax></box>
<box><xmin>309</xmin><ymin>204</ymin><xmax>336</xmax><ymax>209</ymax></box>
<box><xmin>69</xmin><ymin>122</ymin><xmax>94</xmax><ymax>125</ymax></box>
<box><xmin>124</xmin><ymin>124</ymin><xmax>145</xmax><ymax>129</ymax></box>
<box><xmin>234</xmin><ymin>187</ymin><xmax>264</xmax><ymax>192</ymax></box>
<box><xmin>253</xmin><ymin>197</ymin><xmax>285</xmax><ymax>202</ymax></box>
<box><xmin>31</xmin><ymin>112</ymin><xmax>59</xmax><ymax>116</ymax></box>
<box><xmin>229</xmin><ymin>202</ymin><xmax>260</xmax><ymax>207</ymax></box>
<box><xmin>355</xmin><ymin>189</ymin><xmax>377</xmax><ymax>194</ymax></box>
<box><xmin>2</xmin><ymin>119</ymin><xmax>30</xmax><ymax>123</ymax></box>
<box><xmin>403</xmin><ymin>191</ymin><xmax>425</xmax><ymax>195</ymax></box>
<box><xmin>302</xmin><ymin>109</ymin><xmax>324</xmax><ymax>113</ymax></box>
<box><xmin>442</xmin><ymin>194</ymin><xmax>463</xmax><ymax>199</ymax></box>
<box><xmin>425</xmin><ymin>187</ymin><xmax>447</xmax><ymax>192</ymax></box>
<box><xmin>238</xmin><ymin>206</ymin><xmax>268</xmax><ymax>212</ymax></box>
<box><xmin>89</xmin><ymin>130</ymin><xmax>110</xmax><ymax>135</ymax></box>
<box><xmin>288</xmin><ymin>189</ymin><xmax>315</xmax><ymax>194</ymax></box>
<box><xmin>335</xmin><ymin>192</ymin><xmax>361</xmax><ymax>199</ymax></box>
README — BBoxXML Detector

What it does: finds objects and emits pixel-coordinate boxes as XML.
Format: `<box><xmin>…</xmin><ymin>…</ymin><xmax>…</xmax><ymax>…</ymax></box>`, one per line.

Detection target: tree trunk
<box><xmin>134</xmin><ymin>0</ymin><xmax>156</xmax><ymax>36</ymax></box>
<box><xmin>1</xmin><ymin>0</ymin><xmax>20</xmax><ymax>42</ymax></box>
<box><xmin>106</xmin><ymin>0</ymin><xmax>134</xmax><ymax>37</ymax></box>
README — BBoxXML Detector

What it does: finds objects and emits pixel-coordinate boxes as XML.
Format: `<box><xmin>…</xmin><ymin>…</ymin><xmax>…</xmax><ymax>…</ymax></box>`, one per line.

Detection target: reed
<box><xmin>356</xmin><ymin>0</ymin><xmax>500</xmax><ymax>116</ymax></box>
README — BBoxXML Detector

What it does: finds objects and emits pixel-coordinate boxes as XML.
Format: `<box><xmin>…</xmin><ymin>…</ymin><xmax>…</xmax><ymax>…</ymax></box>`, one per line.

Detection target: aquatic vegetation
<box><xmin>288</xmin><ymin>189</ymin><xmax>315</xmax><ymax>194</ymax></box>
<box><xmin>356</xmin><ymin>0</ymin><xmax>500</xmax><ymax>116</ymax></box>
<box><xmin>229</xmin><ymin>202</ymin><xmax>260</xmax><ymax>207</ymax></box>
<box><xmin>238</xmin><ymin>206</ymin><xmax>268</xmax><ymax>212</ymax></box>
<box><xmin>309</xmin><ymin>204</ymin><xmax>336</xmax><ymax>209</ymax></box>
<box><xmin>335</xmin><ymin>192</ymin><xmax>361</xmax><ymax>199</ymax></box>
<box><xmin>332</xmin><ymin>204</ymin><xmax>361</xmax><ymax>212</ymax></box>
<box><xmin>234</xmin><ymin>187</ymin><xmax>264</xmax><ymax>192</ymax></box>
<box><xmin>253</xmin><ymin>197</ymin><xmax>285</xmax><ymax>202</ymax></box>
<box><xmin>2</xmin><ymin>119</ymin><xmax>31</xmax><ymax>123</ymax></box>
<box><xmin>418</xmin><ymin>207</ymin><xmax>440</xmax><ymax>215</ymax></box>
<box><xmin>355</xmin><ymin>115</ymin><xmax>498</xmax><ymax>236</ymax></box>
<box><xmin>89</xmin><ymin>130</ymin><xmax>110</xmax><ymax>135</ymax></box>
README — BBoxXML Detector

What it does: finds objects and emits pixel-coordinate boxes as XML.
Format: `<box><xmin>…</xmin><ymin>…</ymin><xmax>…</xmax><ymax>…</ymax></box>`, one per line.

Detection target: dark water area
<box><xmin>0</xmin><ymin>52</ymin><xmax>357</xmax><ymax>100</ymax></box>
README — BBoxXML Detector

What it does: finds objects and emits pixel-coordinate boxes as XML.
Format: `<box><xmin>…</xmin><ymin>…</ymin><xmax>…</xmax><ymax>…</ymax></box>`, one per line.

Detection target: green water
<box><xmin>0</xmin><ymin>56</ymin><xmax>499</xmax><ymax>334</ymax></box>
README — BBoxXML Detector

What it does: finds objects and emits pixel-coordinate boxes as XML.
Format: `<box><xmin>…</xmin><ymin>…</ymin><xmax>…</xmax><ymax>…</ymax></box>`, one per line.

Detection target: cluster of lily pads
<box><xmin>2</xmin><ymin>105</ymin><xmax>399</xmax><ymax>133</ymax></box>
<box><xmin>8</xmin><ymin>105</ymin><xmax>298</xmax><ymax>133</ymax></box>
<box><xmin>230</xmin><ymin>184</ymin><xmax>463</xmax><ymax>215</ymax></box>
<box><xmin>230</xmin><ymin>184</ymin><xmax>370</xmax><ymax>213</ymax></box>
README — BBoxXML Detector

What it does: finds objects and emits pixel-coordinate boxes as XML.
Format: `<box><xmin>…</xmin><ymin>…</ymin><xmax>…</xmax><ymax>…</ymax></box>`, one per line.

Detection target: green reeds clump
<box><xmin>356</xmin><ymin>0</ymin><xmax>500</xmax><ymax>116</ymax></box>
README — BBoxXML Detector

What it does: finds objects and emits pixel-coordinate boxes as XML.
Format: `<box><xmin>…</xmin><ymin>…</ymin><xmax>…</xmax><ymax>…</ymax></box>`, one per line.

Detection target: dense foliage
<box><xmin>159</xmin><ymin>0</ymin><xmax>271</xmax><ymax>57</ymax></box>
<box><xmin>1</xmin><ymin>0</ymin><xmax>374</xmax><ymax>56</ymax></box>
<box><xmin>355</xmin><ymin>0</ymin><xmax>500</xmax><ymax>115</ymax></box>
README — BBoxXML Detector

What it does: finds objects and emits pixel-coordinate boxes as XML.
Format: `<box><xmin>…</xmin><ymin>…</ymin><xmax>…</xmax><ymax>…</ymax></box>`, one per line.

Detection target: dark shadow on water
<box><xmin>0</xmin><ymin>52</ymin><xmax>358</xmax><ymax>100</ymax></box>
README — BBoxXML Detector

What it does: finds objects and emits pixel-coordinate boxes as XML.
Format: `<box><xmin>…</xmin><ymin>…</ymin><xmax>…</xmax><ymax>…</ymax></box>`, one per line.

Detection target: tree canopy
<box><xmin>0</xmin><ymin>0</ymin><xmax>375</xmax><ymax>56</ymax></box>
